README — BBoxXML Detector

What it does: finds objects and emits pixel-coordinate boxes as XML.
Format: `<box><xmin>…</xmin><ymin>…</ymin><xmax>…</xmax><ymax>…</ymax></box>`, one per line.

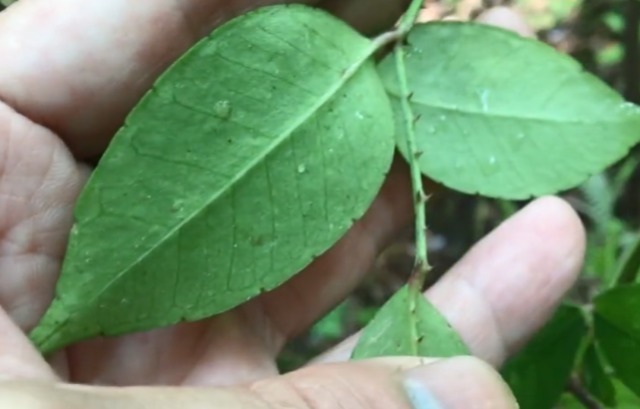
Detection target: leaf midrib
<box><xmin>387</xmin><ymin>90</ymin><xmax>637</xmax><ymax>126</ymax></box>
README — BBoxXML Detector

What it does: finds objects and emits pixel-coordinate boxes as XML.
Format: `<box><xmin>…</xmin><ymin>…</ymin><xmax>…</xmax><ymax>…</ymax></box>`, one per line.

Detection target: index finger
<box><xmin>315</xmin><ymin>197</ymin><xmax>585</xmax><ymax>366</ymax></box>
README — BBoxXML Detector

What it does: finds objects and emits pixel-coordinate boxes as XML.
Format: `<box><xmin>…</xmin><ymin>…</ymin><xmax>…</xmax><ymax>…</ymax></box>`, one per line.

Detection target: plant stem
<box><xmin>398</xmin><ymin>0</ymin><xmax>426</xmax><ymax>36</ymax></box>
<box><xmin>616</xmin><ymin>234</ymin><xmax>640</xmax><ymax>285</ymax></box>
<box><xmin>567</xmin><ymin>376</ymin><xmax>603</xmax><ymax>409</ymax></box>
<box><xmin>392</xmin><ymin>0</ymin><xmax>431</xmax><ymax>292</ymax></box>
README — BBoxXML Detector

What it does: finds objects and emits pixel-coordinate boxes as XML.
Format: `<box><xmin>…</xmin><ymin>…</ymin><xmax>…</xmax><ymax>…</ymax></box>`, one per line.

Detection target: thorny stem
<box><xmin>393</xmin><ymin>0</ymin><xmax>431</xmax><ymax>292</ymax></box>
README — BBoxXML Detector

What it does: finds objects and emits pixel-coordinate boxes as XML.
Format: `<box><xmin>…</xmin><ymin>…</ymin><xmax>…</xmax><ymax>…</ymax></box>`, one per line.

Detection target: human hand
<box><xmin>0</xmin><ymin>1</ymin><xmax>584</xmax><ymax>407</ymax></box>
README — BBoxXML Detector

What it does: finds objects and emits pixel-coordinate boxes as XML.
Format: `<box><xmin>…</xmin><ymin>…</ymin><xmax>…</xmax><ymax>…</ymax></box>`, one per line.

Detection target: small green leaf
<box><xmin>614</xmin><ymin>235</ymin><xmax>640</xmax><ymax>285</ymax></box>
<box><xmin>556</xmin><ymin>393</ymin><xmax>587</xmax><ymax>409</ymax></box>
<box><xmin>581</xmin><ymin>341</ymin><xmax>616</xmax><ymax>407</ymax></box>
<box><xmin>595</xmin><ymin>284</ymin><xmax>640</xmax><ymax>398</ymax></box>
<box><xmin>501</xmin><ymin>304</ymin><xmax>588</xmax><ymax>409</ymax></box>
<box><xmin>612</xmin><ymin>378</ymin><xmax>640</xmax><ymax>407</ymax></box>
<box><xmin>352</xmin><ymin>286</ymin><xmax>468</xmax><ymax>359</ymax></box>
<box><xmin>380</xmin><ymin>22</ymin><xmax>640</xmax><ymax>199</ymax></box>
<box><xmin>30</xmin><ymin>5</ymin><xmax>395</xmax><ymax>354</ymax></box>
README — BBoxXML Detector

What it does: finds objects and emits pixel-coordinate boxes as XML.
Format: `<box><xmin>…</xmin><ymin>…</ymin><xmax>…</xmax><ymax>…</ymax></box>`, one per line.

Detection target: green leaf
<box><xmin>351</xmin><ymin>285</ymin><xmax>468</xmax><ymax>359</ymax></box>
<box><xmin>501</xmin><ymin>304</ymin><xmax>588</xmax><ymax>409</ymax></box>
<box><xmin>614</xmin><ymin>235</ymin><xmax>640</xmax><ymax>285</ymax></box>
<box><xmin>556</xmin><ymin>393</ymin><xmax>586</xmax><ymax>409</ymax></box>
<box><xmin>595</xmin><ymin>284</ymin><xmax>640</xmax><ymax>398</ymax></box>
<box><xmin>380</xmin><ymin>22</ymin><xmax>640</xmax><ymax>199</ymax></box>
<box><xmin>612</xmin><ymin>378</ymin><xmax>640</xmax><ymax>407</ymax></box>
<box><xmin>581</xmin><ymin>341</ymin><xmax>616</xmax><ymax>407</ymax></box>
<box><xmin>30</xmin><ymin>5</ymin><xmax>395</xmax><ymax>354</ymax></box>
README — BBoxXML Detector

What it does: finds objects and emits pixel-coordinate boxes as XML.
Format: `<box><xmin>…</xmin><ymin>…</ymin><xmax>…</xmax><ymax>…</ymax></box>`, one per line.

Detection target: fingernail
<box><xmin>402</xmin><ymin>357</ymin><xmax>519</xmax><ymax>409</ymax></box>
<box><xmin>403</xmin><ymin>377</ymin><xmax>444</xmax><ymax>409</ymax></box>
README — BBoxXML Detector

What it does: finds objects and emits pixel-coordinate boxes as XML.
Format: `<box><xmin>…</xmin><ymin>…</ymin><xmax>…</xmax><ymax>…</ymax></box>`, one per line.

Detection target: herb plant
<box><xmin>28</xmin><ymin>1</ymin><xmax>640</xmax><ymax>407</ymax></box>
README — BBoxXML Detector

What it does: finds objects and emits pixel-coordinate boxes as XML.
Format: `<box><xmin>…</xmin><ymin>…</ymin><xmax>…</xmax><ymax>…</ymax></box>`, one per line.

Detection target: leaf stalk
<box><xmin>398</xmin><ymin>0</ymin><xmax>426</xmax><ymax>36</ymax></box>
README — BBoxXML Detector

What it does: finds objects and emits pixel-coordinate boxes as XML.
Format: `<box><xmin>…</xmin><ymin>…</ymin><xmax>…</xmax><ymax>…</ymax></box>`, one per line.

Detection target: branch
<box><xmin>392</xmin><ymin>0</ymin><xmax>432</xmax><ymax>291</ymax></box>
<box><xmin>567</xmin><ymin>376</ymin><xmax>603</xmax><ymax>409</ymax></box>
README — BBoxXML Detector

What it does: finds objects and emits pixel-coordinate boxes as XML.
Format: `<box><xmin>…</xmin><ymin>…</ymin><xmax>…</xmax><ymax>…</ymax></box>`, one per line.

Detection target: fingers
<box><xmin>475</xmin><ymin>6</ymin><xmax>536</xmax><ymax>38</ymax></box>
<box><xmin>427</xmin><ymin>197</ymin><xmax>585</xmax><ymax>364</ymax></box>
<box><xmin>0</xmin><ymin>357</ymin><xmax>517</xmax><ymax>409</ymax></box>
<box><xmin>0</xmin><ymin>0</ymin><xmax>308</xmax><ymax>158</ymax></box>
<box><xmin>250</xmin><ymin>357</ymin><xmax>517</xmax><ymax>409</ymax></box>
<box><xmin>316</xmin><ymin>197</ymin><xmax>585</xmax><ymax>366</ymax></box>
<box><xmin>0</xmin><ymin>0</ymin><xmax>407</xmax><ymax>159</ymax></box>
<box><xmin>0</xmin><ymin>302</ymin><xmax>56</xmax><ymax>382</ymax></box>
<box><xmin>0</xmin><ymin>101</ymin><xmax>89</xmax><ymax>331</ymax></box>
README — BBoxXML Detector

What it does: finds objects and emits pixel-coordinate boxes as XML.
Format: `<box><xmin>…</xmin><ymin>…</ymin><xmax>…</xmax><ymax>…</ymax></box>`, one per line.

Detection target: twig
<box><xmin>398</xmin><ymin>0</ymin><xmax>425</xmax><ymax>36</ymax></box>
<box><xmin>391</xmin><ymin>0</ymin><xmax>432</xmax><ymax>292</ymax></box>
<box><xmin>567</xmin><ymin>376</ymin><xmax>603</xmax><ymax>409</ymax></box>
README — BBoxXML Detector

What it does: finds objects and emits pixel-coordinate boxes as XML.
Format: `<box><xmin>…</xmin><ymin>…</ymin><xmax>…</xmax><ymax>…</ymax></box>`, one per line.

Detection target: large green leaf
<box><xmin>30</xmin><ymin>5</ymin><xmax>395</xmax><ymax>354</ymax></box>
<box><xmin>380</xmin><ymin>22</ymin><xmax>640</xmax><ymax>199</ymax></box>
<box><xmin>595</xmin><ymin>284</ymin><xmax>640</xmax><ymax>398</ymax></box>
<box><xmin>501</xmin><ymin>304</ymin><xmax>587</xmax><ymax>409</ymax></box>
<box><xmin>352</xmin><ymin>285</ymin><xmax>468</xmax><ymax>359</ymax></box>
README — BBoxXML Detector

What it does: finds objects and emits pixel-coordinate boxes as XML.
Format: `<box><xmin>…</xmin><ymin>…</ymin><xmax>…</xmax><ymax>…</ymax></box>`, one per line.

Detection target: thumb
<box><xmin>0</xmin><ymin>357</ymin><xmax>518</xmax><ymax>409</ymax></box>
<box><xmin>0</xmin><ymin>304</ymin><xmax>56</xmax><ymax>382</ymax></box>
<box><xmin>475</xmin><ymin>6</ymin><xmax>536</xmax><ymax>38</ymax></box>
